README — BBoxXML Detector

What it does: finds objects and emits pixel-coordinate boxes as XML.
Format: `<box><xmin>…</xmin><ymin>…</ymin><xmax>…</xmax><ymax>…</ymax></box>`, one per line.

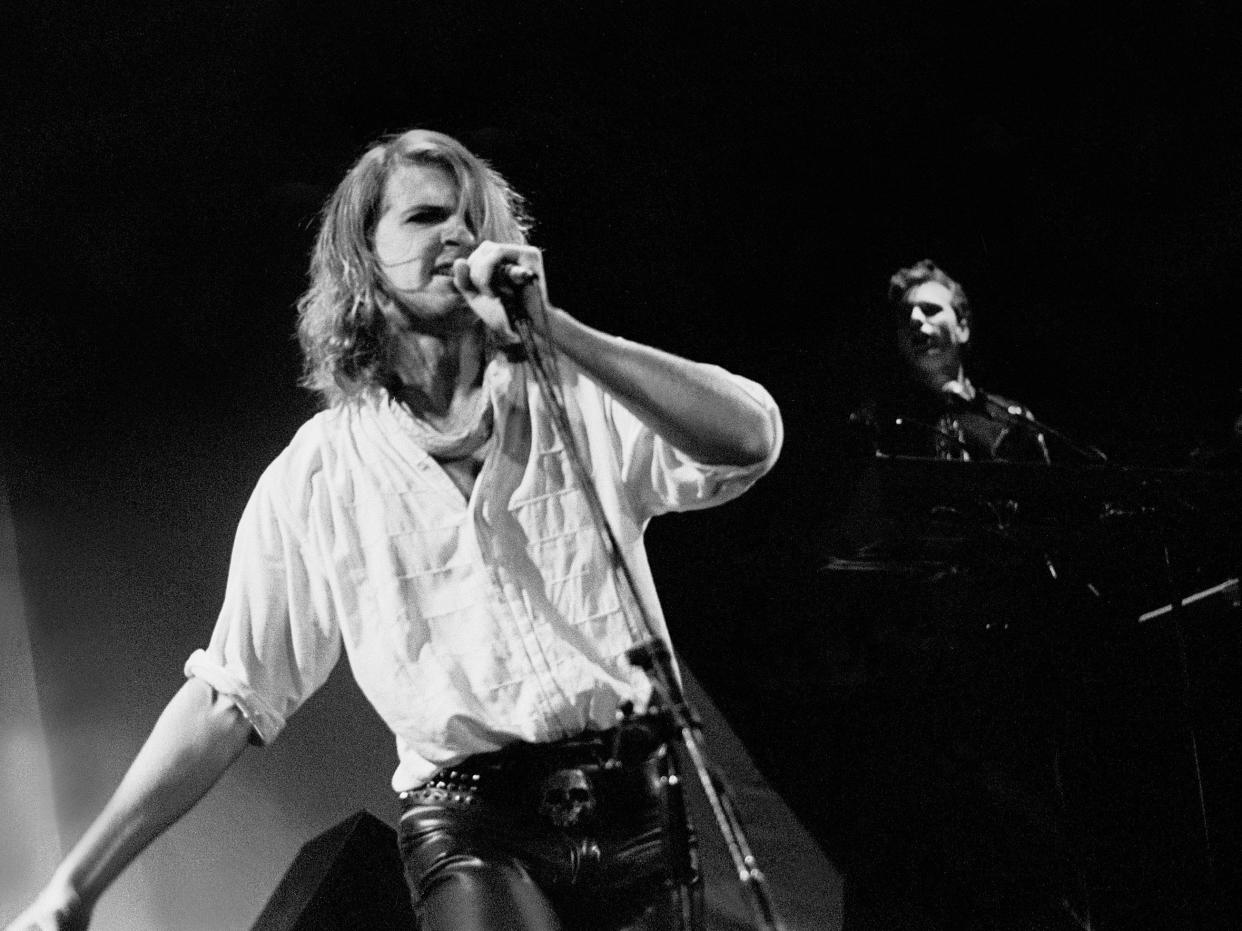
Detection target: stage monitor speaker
<box><xmin>251</xmin><ymin>810</ymin><xmax>416</xmax><ymax>930</ymax></box>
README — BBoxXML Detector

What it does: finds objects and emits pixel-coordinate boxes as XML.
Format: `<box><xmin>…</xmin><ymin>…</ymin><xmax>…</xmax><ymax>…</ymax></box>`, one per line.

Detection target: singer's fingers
<box><xmin>464</xmin><ymin>241</ymin><xmax>504</xmax><ymax>296</ymax></box>
<box><xmin>451</xmin><ymin>257</ymin><xmax>473</xmax><ymax>295</ymax></box>
<box><xmin>464</xmin><ymin>241</ymin><xmax>545</xmax><ymax>297</ymax></box>
<box><xmin>451</xmin><ymin>248</ymin><xmax>517</xmax><ymax>341</ymax></box>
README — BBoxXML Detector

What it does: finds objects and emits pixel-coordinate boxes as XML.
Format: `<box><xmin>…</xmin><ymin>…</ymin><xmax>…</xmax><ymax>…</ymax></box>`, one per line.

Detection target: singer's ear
<box><xmin>956</xmin><ymin>318</ymin><xmax>971</xmax><ymax>345</ymax></box>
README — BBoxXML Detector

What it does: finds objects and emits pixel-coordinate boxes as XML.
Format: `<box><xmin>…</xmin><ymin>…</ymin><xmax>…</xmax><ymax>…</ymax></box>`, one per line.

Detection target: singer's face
<box><xmin>372</xmin><ymin>162</ymin><xmax>477</xmax><ymax>328</ymax></box>
<box><xmin>895</xmin><ymin>280</ymin><xmax>970</xmax><ymax>388</ymax></box>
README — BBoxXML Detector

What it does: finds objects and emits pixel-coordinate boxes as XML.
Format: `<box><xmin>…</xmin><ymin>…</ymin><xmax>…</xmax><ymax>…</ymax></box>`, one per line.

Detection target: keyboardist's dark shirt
<box><xmin>850</xmin><ymin>384</ymin><xmax>1051</xmax><ymax>463</ymax></box>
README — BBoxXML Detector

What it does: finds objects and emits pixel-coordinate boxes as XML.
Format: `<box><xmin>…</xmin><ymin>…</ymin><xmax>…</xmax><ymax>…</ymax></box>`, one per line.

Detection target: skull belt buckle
<box><xmin>536</xmin><ymin>767</ymin><xmax>597</xmax><ymax>829</ymax></box>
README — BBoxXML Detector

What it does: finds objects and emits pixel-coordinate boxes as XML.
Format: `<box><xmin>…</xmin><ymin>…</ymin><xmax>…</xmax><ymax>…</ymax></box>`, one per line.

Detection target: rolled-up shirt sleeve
<box><xmin>599</xmin><ymin>366</ymin><xmax>783</xmax><ymax>519</ymax></box>
<box><xmin>184</xmin><ymin>463</ymin><xmax>341</xmax><ymax>746</ymax></box>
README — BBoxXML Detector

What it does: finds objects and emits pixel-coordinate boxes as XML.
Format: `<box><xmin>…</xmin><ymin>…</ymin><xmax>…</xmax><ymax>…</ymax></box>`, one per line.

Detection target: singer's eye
<box><xmin>406</xmin><ymin>207</ymin><xmax>450</xmax><ymax>224</ymax></box>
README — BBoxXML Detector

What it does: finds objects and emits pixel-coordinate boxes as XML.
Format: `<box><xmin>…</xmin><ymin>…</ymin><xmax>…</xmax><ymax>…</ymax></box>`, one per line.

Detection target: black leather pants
<box><xmin>397</xmin><ymin>729</ymin><xmax>703</xmax><ymax>931</ymax></box>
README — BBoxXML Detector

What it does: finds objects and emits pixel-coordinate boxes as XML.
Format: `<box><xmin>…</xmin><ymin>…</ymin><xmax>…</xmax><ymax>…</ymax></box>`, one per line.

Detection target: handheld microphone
<box><xmin>495</xmin><ymin>261</ymin><xmax>538</xmax><ymax>291</ymax></box>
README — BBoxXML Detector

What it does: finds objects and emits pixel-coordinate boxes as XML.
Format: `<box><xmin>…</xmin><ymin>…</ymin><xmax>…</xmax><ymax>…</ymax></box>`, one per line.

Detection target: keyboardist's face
<box><xmin>895</xmin><ymin>280</ymin><xmax>970</xmax><ymax>389</ymax></box>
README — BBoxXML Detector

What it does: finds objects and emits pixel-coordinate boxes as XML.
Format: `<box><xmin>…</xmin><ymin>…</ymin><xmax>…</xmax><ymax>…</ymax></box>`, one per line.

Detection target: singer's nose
<box><xmin>441</xmin><ymin>213</ymin><xmax>476</xmax><ymax>247</ymax></box>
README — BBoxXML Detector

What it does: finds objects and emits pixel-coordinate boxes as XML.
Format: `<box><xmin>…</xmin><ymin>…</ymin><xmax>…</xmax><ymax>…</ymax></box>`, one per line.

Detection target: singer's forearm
<box><xmin>49</xmin><ymin>677</ymin><xmax>251</xmax><ymax>910</ymax></box>
<box><xmin>542</xmin><ymin>308</ymin><xmax>777</xmax><ymax>466</ymax></box>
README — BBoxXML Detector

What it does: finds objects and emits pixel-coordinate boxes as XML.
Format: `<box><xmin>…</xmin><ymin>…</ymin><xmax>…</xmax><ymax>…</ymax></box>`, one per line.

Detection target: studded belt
<box><xmin>398</xmin><ymin>720</ymin><xmax>668</xmax><ymax>829</ymax></box>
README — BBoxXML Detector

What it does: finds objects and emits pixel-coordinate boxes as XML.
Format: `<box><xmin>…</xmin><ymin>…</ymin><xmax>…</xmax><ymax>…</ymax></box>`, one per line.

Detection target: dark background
<box><xmin>3</xmin><ymin>2</ymin><xmax>1240</xmax><ymax>928</ymax></box>
<box><xmin>4</xmin><ymin>1</ymin><xmax>1241</xmax><ymax>458</ymax></box>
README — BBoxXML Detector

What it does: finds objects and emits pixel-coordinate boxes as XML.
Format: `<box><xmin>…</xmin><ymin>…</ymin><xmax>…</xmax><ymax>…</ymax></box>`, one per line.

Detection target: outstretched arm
<box><xmin>6</xmin><ymin>677</ymin><xmax>253</xmax><ymax>931</ymax></box>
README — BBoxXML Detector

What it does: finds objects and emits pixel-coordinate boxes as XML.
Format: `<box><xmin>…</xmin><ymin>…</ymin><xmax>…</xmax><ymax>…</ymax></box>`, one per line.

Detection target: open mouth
<box><xmin>907</xmin><ymin>332</ymin><xmax>937</xmax><ymax>351</ymax></box>
<box><xmin>434</xmin><ymin>255</ymin><xmax>466</xmax><ymax>277</ymax></box>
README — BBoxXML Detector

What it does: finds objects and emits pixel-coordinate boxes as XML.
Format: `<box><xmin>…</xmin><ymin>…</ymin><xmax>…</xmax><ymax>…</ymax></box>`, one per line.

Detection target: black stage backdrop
<box><xmin>3</xmin><ymin>2</ymin><xmax>1240</xmax><ymax>929</ymax></box>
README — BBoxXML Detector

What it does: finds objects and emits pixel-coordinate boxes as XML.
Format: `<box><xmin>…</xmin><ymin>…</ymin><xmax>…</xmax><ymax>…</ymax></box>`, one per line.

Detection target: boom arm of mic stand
<box><xmin>503</xmin><ymin>289</ymin><xmax>787</xmax><ymax>931</ymax></box>
<box><xmin>985</xmin><ymin>401</ymin><xmax>1108</xmax><ymax>463</ymax></box>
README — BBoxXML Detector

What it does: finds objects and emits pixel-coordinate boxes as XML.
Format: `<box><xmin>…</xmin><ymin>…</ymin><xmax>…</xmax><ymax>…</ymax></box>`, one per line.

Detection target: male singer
<box><xmin>9</xmin><ymin>128</ymin><xmax>781</xmax><ymax>931</ymax></box>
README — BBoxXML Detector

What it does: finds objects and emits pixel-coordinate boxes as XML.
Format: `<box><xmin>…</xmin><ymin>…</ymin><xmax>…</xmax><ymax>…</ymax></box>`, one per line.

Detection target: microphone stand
<box><xmin>977</xmin><ymin>397</ymin><xmax>1109</xmax><ymax>464</ymax></box>
<box><xmin>499</xmin><ymin>275</ymin><xmax>787</xmax><ymax>931</ymax></box>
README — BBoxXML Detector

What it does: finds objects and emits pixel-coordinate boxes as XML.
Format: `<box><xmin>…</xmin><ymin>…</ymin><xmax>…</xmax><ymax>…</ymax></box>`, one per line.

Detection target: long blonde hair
<box><xmin>296</xmin><ymin>129</ymin><xmax>532</xmax><ymax>406</ymax></box>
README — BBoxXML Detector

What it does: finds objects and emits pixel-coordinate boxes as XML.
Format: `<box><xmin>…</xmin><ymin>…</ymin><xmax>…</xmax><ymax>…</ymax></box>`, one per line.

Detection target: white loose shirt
<box><xmin>185</xmin><ymin>353</ymin><xmax>782</xmax><ymax>790</ymax></box>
